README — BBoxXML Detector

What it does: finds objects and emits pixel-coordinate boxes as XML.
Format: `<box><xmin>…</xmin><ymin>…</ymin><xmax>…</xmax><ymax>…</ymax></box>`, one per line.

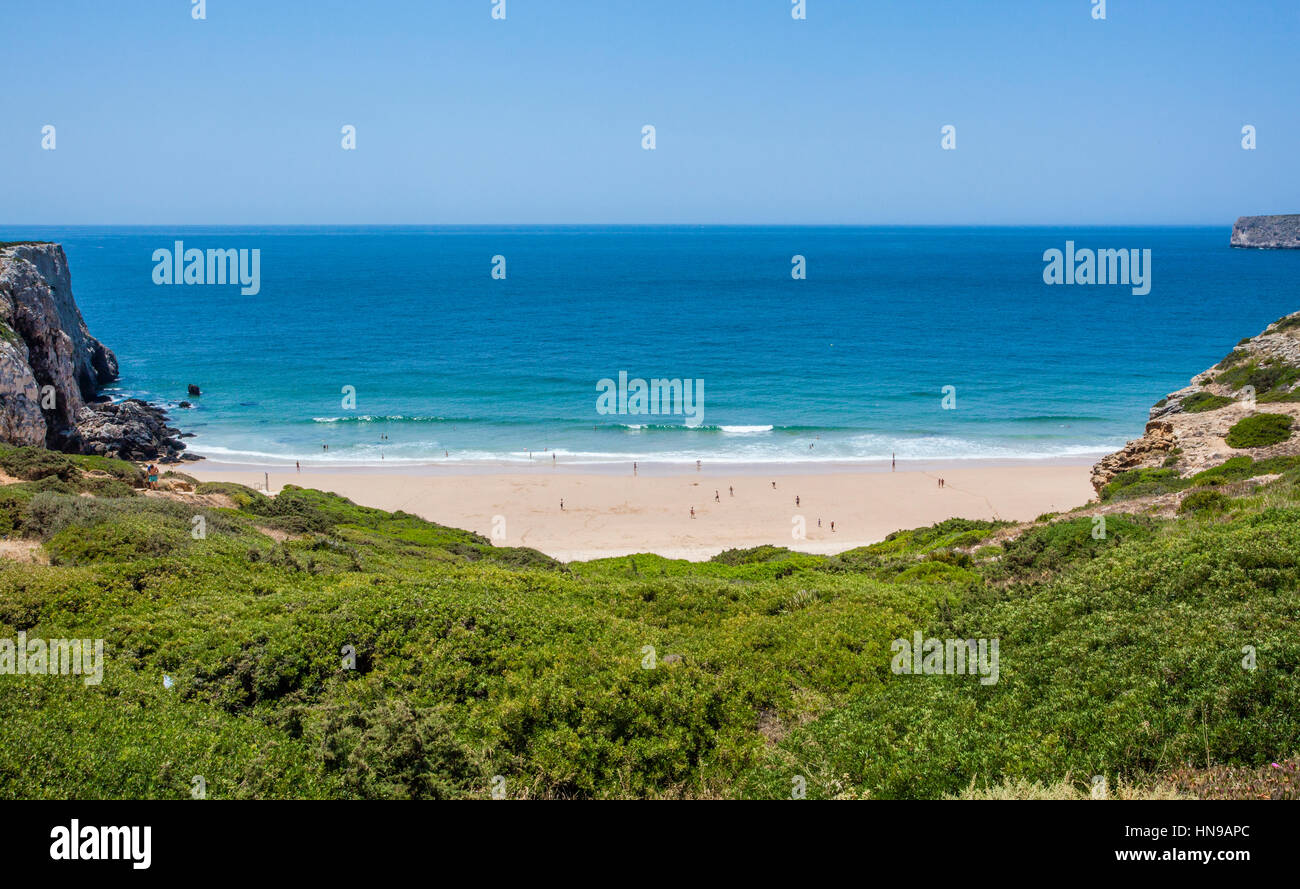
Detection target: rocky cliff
<box><xmin>1230</xmin><ymin>215</ymin><xmax>1300</xmax><ymax>248</ymax></box>
<box><xmin>0</xmin><ymin>242</ymin><xmax>191</xmax><ymax>461</ymax></box>
<box><xmin>1091</xmin><ymin>311</ymin><xmax>1300</xmax><ymax>493</ymax></box>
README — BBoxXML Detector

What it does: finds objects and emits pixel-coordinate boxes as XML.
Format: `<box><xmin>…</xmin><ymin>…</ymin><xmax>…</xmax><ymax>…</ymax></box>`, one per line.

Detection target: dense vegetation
<box><xmin>1214</xmin><ymin>348</ymin><xmax>1300</xmax><ymax>404</ymax></box>
<box><xmin>1225</xmin><ymin>412</ymin><xmax>1294</xmax><ymax>449</ymax></box>
<box><xmin>1099</xmin><ymin>454</ymin><xmax>1300</xmax><ymax>502</ymax></box>
<box><xmin>0</xmin><ymin>444</ymin><xmax>1296</xmax><ymax>799</ymax></box>
<box><xmin>1180</xmin><ymin>390</ymin><xmax>1234</xmax><ymax>413</ymax></box>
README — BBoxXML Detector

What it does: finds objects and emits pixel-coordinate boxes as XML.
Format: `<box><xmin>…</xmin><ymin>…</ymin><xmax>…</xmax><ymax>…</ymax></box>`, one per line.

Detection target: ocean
<box><xmin>12</xmin><ymin>225</ymin><xmax>1299</xmax><ymax>467</ymax></box>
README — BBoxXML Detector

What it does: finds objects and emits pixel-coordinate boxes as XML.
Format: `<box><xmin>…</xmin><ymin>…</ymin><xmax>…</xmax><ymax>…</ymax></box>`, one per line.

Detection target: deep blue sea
<box><xmin>10</xmin><ymin>226</ymin><xmax>1299</xmax><ymax>467</ymax></box>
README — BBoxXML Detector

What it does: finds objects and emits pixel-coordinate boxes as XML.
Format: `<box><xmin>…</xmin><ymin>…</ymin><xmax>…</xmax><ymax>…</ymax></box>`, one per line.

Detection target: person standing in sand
<box><xmin>690</xmin><ymin>506</ymin><xmax>695</xmax><ymax>519</ymax></box>
<box><xmin>560</xmin><ymin>499</ymin><xmax>564</xmax><ymax>511</ymax></box>
<box><xmin>795</xmin><ymin>495</ymin><xmax>800</xmax><ymax>507</ymax></box>
<box><xmin>296</xmin><ymin>461</ymin><xmax>300</xmax><ymax>473</ymax></box>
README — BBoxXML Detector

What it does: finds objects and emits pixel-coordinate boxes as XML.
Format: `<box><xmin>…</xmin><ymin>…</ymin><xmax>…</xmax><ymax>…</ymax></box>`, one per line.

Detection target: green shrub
<box><xmin>1270</xmin><ymin>314</ymin><xmax>1300</xmax><ymax>334</ymax></box>
<box><xmin>711</xmin><ymin>545</ymin><xmax>796</xmax><ymax>566</ymax></box>
<box><xmin>0</xmin><ymin>478</ymin><xmax>76</xmax><ymax>535</ymax></box>
<box><xmin>1178</xmin><ymin>489</ymin><xmax>1228</xmax><ymax>514</ymax></box>
<box><xmin>1217</xmin><ymin>359</ymin><xmax>1300</xmax><ymax>398</ymax></box>
<box><xmin>0</xmin><ymin>444</ymin><xmax>140</xmax><ymax>487</ymax></box>
<box><xmin>741</xmin><ymin>506</ymin><xmax>1300</xmax><ymax>799</ymax></box>
<box><xmin>1181</xmin><ymin>391</ymin><xmax>1234</xmax><ymax>413</ymax></box>
<box><xmin>1215</xmin><ymin>349</ymin><xmax>1250</xmax><ymax>371</ymax></box>
<box><xmin>194</xmin><ymin>481</ymin><xmax>269</xmax><ymax>509</ymax></box>
<box><xmin>991</xmin><ymin>514</ymin><xmax>1155</xmax><ymax>581</ymax></box>
<box><xmin>1225</xmin><ymin>413</ymin><xmax>1294</xmax><ymax>449</ymax></box>
<box><xmin>1189</xmin><ymin>455</ymin><xmax>1300</xmax><ymax>487</ymax></box>
<box><xmin>1101</xmin><ymin>467</ymin><xmax>1188</xmax><ymax>501</ymax></box>
<box><xmin>2</xmin><ymin>451</ymin><xmax>1299</xmax><ymax>799</ymax></box>
<box><xmin>44</xmin><ymin>514</ymin><xmax>188</xmax><ymax>564</ymax></box>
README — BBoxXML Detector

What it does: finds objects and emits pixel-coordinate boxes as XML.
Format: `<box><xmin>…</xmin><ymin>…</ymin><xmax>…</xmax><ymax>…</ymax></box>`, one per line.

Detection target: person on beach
<box><xmin>771</xmin><ymin>481</ymin><xmax>776</xmax><ymax>489</ymax></box>
<box><xmin>634</xmin><ymin>461</ymin><xmax>638</xmax><ymax>475</ymax></box>
<box><xmin>892</xmin><ymin>453</ymin><xmax>895</xmax><ymax>471</ymax></box>
<box><xmin>690</xmin><ymin>506</ymin><xmax>695</xmax><ymax>519</ymax></box>
<box><xmin>830</xmin><ymin>521</ymin><xmax>835</xmax><ymax>532</ymax></box>
<box><xmin>714</xmin><ymin>490</ymin><xmax>720</xmax><ymax>502</ymax></box>
<box><xmin>818</xmin><ymin>518</ymin><xmax>821</xmax><ymax>528</ymax></box>
<box><xmin>729</xmin><ymin>485</ymin><xmax>733</xmax><ymax>496</ymax></box>
<box><xmin>146</xmin><ymin>464</ymin><xmax>158</xmax><ymax>489</ymax></box>
<box><xmin>560</xmin><ymin>499</ymin><xmax>564</xmax><ymax>511</ymax></box>
<box><xmin>795</xmin><ymin>495</ymin><xmax>800</xmax><ymax>507</ymax></box>
<box><xmin>696</xmin><ymin>460</ymin><xmax>701</xmax><ymax>471</ymax></box>
<box><xmin>296</xmin><ymin>461</ymin><xmax>300</xmax><ymax>472</ymax></box>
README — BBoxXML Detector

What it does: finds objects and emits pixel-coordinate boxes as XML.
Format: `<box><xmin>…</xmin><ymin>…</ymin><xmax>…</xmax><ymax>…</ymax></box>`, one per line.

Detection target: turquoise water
<box><xmin>12</xmin><ymin>225</ymin><xmax>1299</xmax><ymax>466</ymax></box>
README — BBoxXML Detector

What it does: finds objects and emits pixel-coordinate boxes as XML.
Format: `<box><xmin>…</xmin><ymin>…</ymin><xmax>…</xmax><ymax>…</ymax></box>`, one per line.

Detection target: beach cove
<box><xmin>179</xmin><ymin>458</ymin><xmax>1097</xmax><ymax>561</ymax></box>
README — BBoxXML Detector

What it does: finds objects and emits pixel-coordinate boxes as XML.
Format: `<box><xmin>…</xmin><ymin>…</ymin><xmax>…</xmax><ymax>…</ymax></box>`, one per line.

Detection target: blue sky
<box><xmin>4</xmin><ymin>0</ymin><xmax>1298</xmax><ymax>224</ymax></box>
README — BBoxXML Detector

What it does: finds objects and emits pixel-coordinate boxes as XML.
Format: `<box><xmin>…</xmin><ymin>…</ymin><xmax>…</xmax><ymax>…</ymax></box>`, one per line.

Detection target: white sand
<box><xmin>175</xmin><ymin>460</ymin><xmax>1098</xmax><ymax>562</ymax></box>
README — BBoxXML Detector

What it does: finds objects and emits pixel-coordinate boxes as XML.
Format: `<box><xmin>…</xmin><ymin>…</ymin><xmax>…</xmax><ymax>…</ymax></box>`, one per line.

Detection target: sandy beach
<box><xmin>176</xmin><ymin>460</ymin><xmax>1098</xmax><ymax>562</ymax></box>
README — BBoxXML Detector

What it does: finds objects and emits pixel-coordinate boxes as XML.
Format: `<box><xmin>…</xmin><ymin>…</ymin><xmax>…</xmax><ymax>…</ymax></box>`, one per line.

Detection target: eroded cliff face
<box><xmin>0</xmin><ymin>242</ymin><xmax>190</xmax><ymax>461</ymax></box>
<box><xmin>1091</xmin><ymin>311</ymin><xmax>1300</xmax><ymax>494</ymax></box>
<box><xmin>1230</xmin><ymin>215</ymin><xmax>1300</xmax><ymax>249</ymax></box>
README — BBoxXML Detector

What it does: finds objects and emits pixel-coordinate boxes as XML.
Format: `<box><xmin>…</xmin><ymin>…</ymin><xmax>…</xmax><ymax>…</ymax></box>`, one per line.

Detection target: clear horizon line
<box><xmin>2</xmin><ymin>221</ymin><xmax>1247</xmax><ymax>229</ymax></box>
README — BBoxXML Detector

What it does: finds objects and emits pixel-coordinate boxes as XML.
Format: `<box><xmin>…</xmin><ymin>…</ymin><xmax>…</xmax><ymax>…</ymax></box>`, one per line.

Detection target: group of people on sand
<box><xmin>681</xmin><ymin>482</ymin><xmax>835</xmax><ymax>532</ymax></box>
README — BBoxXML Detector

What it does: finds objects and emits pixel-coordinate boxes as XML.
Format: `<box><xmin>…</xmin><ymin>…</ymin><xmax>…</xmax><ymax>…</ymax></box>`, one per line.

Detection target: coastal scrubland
<box><xmin>0</xmin><ymin>443</ymin><xmax>1296</xmax><ymax>799</ymax></box>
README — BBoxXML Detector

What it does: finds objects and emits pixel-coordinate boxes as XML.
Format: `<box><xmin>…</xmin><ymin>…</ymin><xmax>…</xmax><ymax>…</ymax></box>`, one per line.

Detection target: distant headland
<box><xmin>1230</xmin><ymin>215</ymin><xmax>1300</xmax><ymax>249</ymax></box>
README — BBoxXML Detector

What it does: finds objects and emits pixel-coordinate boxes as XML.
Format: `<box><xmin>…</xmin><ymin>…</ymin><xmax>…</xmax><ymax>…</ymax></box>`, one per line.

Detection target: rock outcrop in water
<box><xmin>1230</xmin><ymin>215</ymin><xmax>1300</xmax><ymax>249</ymax></box>
<box><xmin>1091</xmin><ymin>311</ymin><xmax>1300</xmax><ymax>493</ymax></box>
<box><xmin>0</xmin><ymin>242</ymin><xmax>192</xmax><ymax>461</ymax></box>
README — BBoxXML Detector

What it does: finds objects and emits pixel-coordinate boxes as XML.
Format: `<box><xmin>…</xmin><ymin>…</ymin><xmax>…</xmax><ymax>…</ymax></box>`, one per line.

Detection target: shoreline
<box><xmin>174</xmin><ymin>456</ymin><xmax>1100</xmax><ymax>562</ymax></box>
<box><xmin>174</xmin><ymin>451</ymin><xmax>1108</xmax><ymax>477</ymax></box>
